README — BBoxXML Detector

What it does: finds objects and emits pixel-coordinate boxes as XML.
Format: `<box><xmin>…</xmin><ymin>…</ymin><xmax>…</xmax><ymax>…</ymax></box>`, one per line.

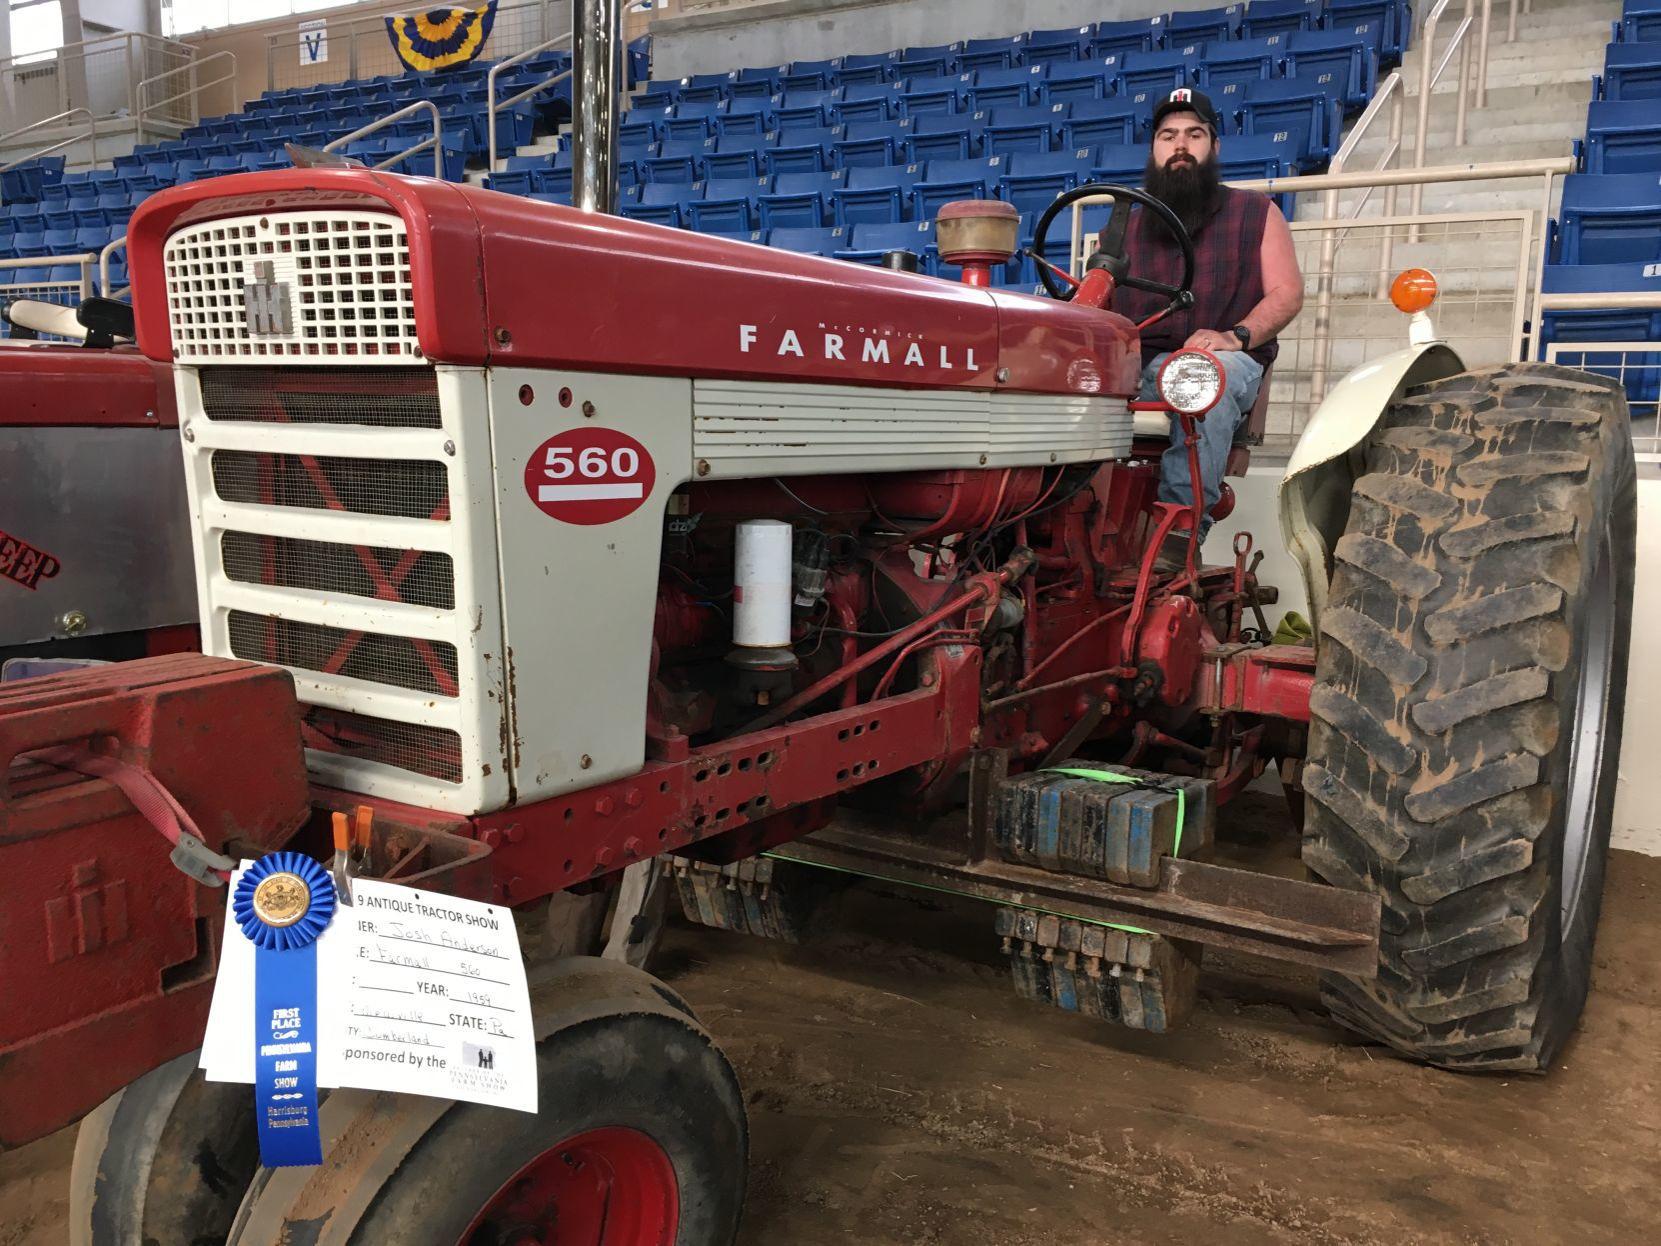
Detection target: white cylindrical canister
<box><xmin>733</xmin><ymin>519</ymin><xmax>793</xmax><ymax>649</ymax></box>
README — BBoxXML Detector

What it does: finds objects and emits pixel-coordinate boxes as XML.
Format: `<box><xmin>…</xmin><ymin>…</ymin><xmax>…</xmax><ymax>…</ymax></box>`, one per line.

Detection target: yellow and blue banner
<box><xmin>385</xmin><ymin>3</ymin><xmax>498</xmax><ymax>72</ymax></box>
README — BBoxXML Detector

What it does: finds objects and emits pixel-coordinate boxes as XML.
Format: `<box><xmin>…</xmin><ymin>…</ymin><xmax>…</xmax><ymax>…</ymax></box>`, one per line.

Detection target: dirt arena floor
<box><xmin>4</xmin><ymin>793</ymin><xmax>1659</xmax><ymax>1245</ymax></box>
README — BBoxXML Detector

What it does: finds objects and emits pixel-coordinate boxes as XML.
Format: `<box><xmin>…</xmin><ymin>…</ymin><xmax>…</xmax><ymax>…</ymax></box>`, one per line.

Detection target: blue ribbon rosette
<box><xmin>232</xmin><ymin>851</ymin><xmax>336</xmax><ymax>1168</ymax></box>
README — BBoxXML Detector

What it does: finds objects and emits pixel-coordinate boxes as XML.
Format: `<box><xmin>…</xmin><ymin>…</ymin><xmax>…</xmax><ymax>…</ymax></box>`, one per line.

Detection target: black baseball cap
<box><xmin>1150</xmin><ymin>87</ymin><xmax>1220</xmax><ymax>135</ymax></box>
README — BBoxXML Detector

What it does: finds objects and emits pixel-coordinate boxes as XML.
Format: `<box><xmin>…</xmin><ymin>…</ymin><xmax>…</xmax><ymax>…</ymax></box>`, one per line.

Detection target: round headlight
<box><xmin>1158</xmin><ymin>350</ymin><xmax>1225</xmax><ymax>415</ymax></box>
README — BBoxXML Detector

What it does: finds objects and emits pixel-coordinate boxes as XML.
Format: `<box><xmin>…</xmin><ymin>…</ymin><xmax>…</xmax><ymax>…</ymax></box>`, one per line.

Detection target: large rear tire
<box><xmin>1302</xmin><ymin>362</ymin><xmax>1635</xmax><ymax>1071</ymax></box>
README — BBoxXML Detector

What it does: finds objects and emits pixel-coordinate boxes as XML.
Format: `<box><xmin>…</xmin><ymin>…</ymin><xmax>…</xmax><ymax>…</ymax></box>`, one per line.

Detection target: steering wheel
<box><xmin>1030</xmin><ymin>183</ymin><xmax>1196</xmax><ymax>320</ymax></box>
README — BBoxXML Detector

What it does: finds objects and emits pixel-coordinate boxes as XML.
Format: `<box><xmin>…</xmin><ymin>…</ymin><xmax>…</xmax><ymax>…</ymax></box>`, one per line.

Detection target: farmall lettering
<box><xmin>738</xmin><ymin>324</ymin><xmax>981</xmax><ymax>372</ymax></box>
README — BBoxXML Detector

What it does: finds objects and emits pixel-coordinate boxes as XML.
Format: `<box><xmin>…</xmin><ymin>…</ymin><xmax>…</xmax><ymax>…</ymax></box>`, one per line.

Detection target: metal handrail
<box><xmin>100</xmin><ymin>236</ymin><xmax>129</xmax><ymax>297</ymax></box>
<box><xmin>0</xmin><ymin>30</ymin><xmax>192</xmax><ymax>78</ymax></box>
<box><xmin>137</xmin><ymin>51</ymin><xmax>236</xmax><ymax>132</ymax></box>
<box><xmin>1413</xmin><ymin>0</ymin><xmax>1478</xmax><ymax>216</ymax></box>
<box><xmin>486</xmin><ymin>33</ymin><xmax>574</xmax><ymax>176</ymax></box>
<box><xmin>323</xmin><ymin>100</ymin><xmax>447</xmax><ymax>180</ymax></box>
<box><xmin>1538</xmin><ymin>292</ymin><xmax>1661</xmax><ymax>312</ymax></box>
<box><xmin>0</xmin><ymin>110</ymin><xmax>98</xmax><ymax>203</ymax></box>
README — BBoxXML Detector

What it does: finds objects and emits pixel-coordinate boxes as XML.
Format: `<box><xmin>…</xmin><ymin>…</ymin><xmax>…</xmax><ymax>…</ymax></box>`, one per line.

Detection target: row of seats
<box><xmin>637</xmin><ymin>0</ymin><xmax>1410</xmax><ymax>108</ymax></box>
<box><xmin>555</xmin><ymin>79</ymin><xmax>1341</xmax><ymax>189</ymax></box>
<box><xmin>494</xmin><ymin>137</ymin><xmax>1303</xmax><ymax>229</ymax></box>
<box><xmin>1543</xmin><ymin>3</ymin><xmax>1661</xmax><ymax>410</ymax></box>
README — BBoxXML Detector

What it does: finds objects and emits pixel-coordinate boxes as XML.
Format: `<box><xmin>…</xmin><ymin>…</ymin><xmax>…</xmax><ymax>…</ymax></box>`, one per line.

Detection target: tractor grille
<box><xmin>300</xmin><ymin>706</ymin><xmax>463</xmax><ymax>785</ymax></box>
<box><xmin>221</xmin><ymin>533</ymin><xmax>456</xmax><ymax>610</ymax></box>
<box><xmin>211</xmin><ymin>451</ymin><xmax>450</xmax><ymax>520</ymax></box>
<box><xmin>199</xmin><ymin>366</ymin><xmax>442</xmax><ymax>428</ymax></box>
<box><xmin>163</xmin><ymin>211</ymin><xmax>420</xmax><ymax>363</ymax></box>
<box><xmin>227</xmin><ymin>611</ymin><xmax>459</xmax><ymax>698</ymax></box>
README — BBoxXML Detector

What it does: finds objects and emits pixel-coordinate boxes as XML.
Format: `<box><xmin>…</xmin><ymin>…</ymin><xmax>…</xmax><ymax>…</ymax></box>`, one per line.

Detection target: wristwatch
<box><xmin>1230</xmin><ymin>324</ymin><xmax>1253</xmax><ymax>351</ymax></box>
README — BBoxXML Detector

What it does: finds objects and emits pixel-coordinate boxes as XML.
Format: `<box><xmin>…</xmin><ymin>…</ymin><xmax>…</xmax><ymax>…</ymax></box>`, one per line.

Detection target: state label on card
<box><xmin>203</xmin><ymin>865</ymin><xmax>538</xmax><ymax>1114</ymax></box>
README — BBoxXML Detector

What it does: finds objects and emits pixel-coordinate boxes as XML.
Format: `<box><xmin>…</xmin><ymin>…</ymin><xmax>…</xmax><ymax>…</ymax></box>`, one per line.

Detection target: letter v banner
<box><xmin>386</xmin><ymin>2</ymin><xmax>498</xmax><ymax>72</ymax></box>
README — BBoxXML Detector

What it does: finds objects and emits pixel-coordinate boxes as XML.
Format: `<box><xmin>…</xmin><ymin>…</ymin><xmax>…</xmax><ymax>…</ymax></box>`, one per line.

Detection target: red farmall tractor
<box><xmin>0</xmin><ymin>166</ymin><xmax>1633</xmax><ymax>1244</ymax></box>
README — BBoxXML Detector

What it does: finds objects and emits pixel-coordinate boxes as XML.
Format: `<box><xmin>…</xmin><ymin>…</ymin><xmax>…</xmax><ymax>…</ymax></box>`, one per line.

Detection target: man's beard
<box><xmin>1144</xmin><ymin>152</ymin><xmax>1223</xmax><ymax>236</ymax></box>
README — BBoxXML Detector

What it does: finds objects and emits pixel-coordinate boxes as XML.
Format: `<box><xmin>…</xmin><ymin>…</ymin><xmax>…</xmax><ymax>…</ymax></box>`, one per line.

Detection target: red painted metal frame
<box><xmin>1205</xmin><ymin>644</ymin><xmax>1317</xmax><ymax>722</ymax></box>
<box><xmin>0</xmin><ymin>342</ymin><xmax>177</xmax><ymax>427</ymax></box>
<box><xmin>125</xmin><ymin>170</ymin><xmax>1141</xmax><ymax>397</ymax></box>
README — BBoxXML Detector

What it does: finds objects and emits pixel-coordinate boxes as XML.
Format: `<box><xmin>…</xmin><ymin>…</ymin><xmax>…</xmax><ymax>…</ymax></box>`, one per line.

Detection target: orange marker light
<box><xmin>1389</xmin><ymin>267</ymin><xmax>1439</xmax><ymax>314</ymax></box>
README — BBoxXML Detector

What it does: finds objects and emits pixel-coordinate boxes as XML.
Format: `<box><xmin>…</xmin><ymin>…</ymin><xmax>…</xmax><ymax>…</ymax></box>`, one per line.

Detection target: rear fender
<box><xmin>1277</xmin><ymin>343</ymin><xmax>1465</xmax><ymax>635</ymax></box>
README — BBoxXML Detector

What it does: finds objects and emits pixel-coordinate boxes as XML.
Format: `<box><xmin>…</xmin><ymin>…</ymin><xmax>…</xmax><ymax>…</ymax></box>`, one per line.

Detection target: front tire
<box><xmin>1302</xmin><ymin>362</ymin><xmax>1635</xmax><ymax>1071</ymax></box>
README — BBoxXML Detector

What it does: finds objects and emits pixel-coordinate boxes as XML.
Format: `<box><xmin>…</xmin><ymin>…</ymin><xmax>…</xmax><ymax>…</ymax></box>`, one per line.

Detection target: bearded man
<box><xmin>1105</xmin><ymin>88</ymin><xmax>1305</xmax><ymax>558</ymax></box>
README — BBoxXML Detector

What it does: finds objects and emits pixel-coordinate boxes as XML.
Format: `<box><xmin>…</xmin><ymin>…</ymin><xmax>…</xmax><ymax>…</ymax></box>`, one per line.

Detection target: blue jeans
<box><xmin>1138</xmin><ymin>350</ymin><xmax>1264</xmax><ymax>539</ymax></box>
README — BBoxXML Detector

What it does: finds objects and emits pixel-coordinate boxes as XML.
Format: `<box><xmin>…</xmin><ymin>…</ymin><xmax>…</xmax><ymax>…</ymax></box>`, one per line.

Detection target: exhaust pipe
<box><xmin>572</xmin><ymin>0</ymin><xmax>623</xmax><ymax>214</ymax></box>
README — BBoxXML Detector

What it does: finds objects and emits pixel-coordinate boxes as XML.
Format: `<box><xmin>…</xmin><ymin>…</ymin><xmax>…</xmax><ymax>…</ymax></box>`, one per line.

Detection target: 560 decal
<box><xmin>523</xmin><ymin>427</ymin><xmax>657</xmax><ymax>526</ymax></box>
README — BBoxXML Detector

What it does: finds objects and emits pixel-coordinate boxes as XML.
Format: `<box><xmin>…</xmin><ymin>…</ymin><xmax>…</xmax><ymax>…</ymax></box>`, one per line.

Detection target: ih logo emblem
<box><xmin>243</xmin><ymin>260</ymin><xmax>293</xmax><ymax>336</ymax></box>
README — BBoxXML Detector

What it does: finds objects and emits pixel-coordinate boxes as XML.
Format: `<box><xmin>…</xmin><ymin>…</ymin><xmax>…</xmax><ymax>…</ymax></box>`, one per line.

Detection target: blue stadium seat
<box><xmin>956</xmin><ymin>36</ymin><xmax>1026</xmax><ymax>73</ymax></box>
<box><xmin>619</xmin><ymin>109</ymin><xmax>667</xmax><ymax>145</ymax></box>
<box><xmin>491</xmin><ymin>155</ymin><xmax>548</xmax><ymax>195</ymax></box>
<box><xmin>1117</xmin><ymin>46</ymin><xmax>1206</xmax><ymax>96</ymax></box>
<box><xmin>759</xmin><ymin>170</ymin><xmax>847</xmax><ymax>227</ymax></box>
<box><xmin>1242</xmin><ymin>0</ymin><xmax>1321</xmax><ymax>40</ymax></box>
<box><xmin>1022</xmin><ymin>28</ymin><xmax>1090</xmax><ymax>69</ymax></box>
<box><xmin>904</xmin><ymin>113</ymin><xmax>986</xmax><ymax>162</ymax></box>
<box><xmin>538</xmin><ymin>151</ymin><xmax>577</xmax><ymax>196</ymax></box>
<box><xmin>1196</xmin><ymin>34</ymin><xmax>1288</xmax><ymax>95</ymax></box>
<box><xmin>529</xmin><ymin>190</ymin><xmax>575</xmax><ymax>207</ymax></box>
<box><xmin>896</xmin><ymin>44</ymin><xmax>957</xmax><ymax>79</ymax></box>
<box><xmin>838</xmin><ymin>220</ymin><xmax>937</xmax><ymax>271</ymax></box>
<box><xmin>1000</xmin><ymin>148</ymin><xmax>1094</xmax><ymax>214</ymax></box>
<box><xmin>899</xmin><ymin>75</ymin><xmax>971</xmax><ymax>116</ymax></box>
<box><xmin>704</xmin><ymin>134</ymin><xmax>770</xmax><ymax>179</ymax></box>
<box><xmin>731</xmin><ymin>66</ymin><xmax>785</xmax><ymax>101</ymax></box>
<box><xmin>1540</xmin><ymin>261</ymin><xmax>1661</xmax><ymax>409</ymax></box>
<box><xmin>1041</xmin><ymin>59</ymin><xmax>1123</xmax><ymax>106</ymax></box>
<box><xmin>1621</xmin><ymin>1</ymin><xmax>1661</xmax><ymax>42</ymax></box>
<box><xmin>1584</xmin><ymin>100</ymin><xmax>1661</xmax><ymax>174</ymax></box>
<box><xmin>1324</xmin><ymin>0</ymin><xmax>1409</xmax><ymax>64</ymax></box>
<box><xmin>622</xmin><ymin>182</ymin><xmax>693</xmax><ymax>227</ymax></box>
<box><xmin>781</xmin><ymin>59</ymin><xmax>837</xmax><ymax>93</ymax></box>
<box><xmin>833</xmin><ymin>163</ymin><xmax>924</xmax><ymax>224</ymax></box>
<box><xmin>635</xmin><ymin>85</ymin><xmax>679</xmax><ymax>110</ymax></box>
<box><xmin>1556</xmin><ymin>173</ymin><xmax>1661</xmax><ymax>263</ymax></box>
<box><xmin>664</xmin><ymin>100</ymin><xmax>721</xmax><ymax>141</ymax></box>
<box><xmin>10</xmin><ymin>230</ymin><xmax>45</xmax><ymax>256</ymax></box>
<box><xmin>1215</xmin><ymin>129</ymin><xmax>1304</xmax><ymax>179</ymax></box>
<box><xmin>835</xmin><ymin>81</ymin><xmax>906</xmax><ymax>124</ymax></box>
<box><xmin>1240</xmin><ymin>76</ymin><xmax>1340</xmax><ymax>162</ymax></box>
<box><xmin>42</xmin><ymin>227</ymin><xmax>78</xmax><ymax>253</ymax></box>
<box><xmin>73</xmin><ymin>226</ymin><xmax>109</xmax><ymax>254</ymax></box>
<box><xmin>689</xmin><ymin>176</ymin><xmax>771</xmax><ymax>232</ymax></box>
<box><xmin>1064</xmin><ymin>98</ymin><xmax>1144</xmax><ymax>148</ymax></box>
<box><xmin>1284</xmin><ymin>27</ymin><xmax>1379</xmax><ymax>110</ymax></box>
<box><xmin>769</xmin><ymin>225</ymin><xmax>849</xmax><ymax>255</ymax></box>
<box><xmin>767</xmin><ymin>126</ymin><xmax>841</xmax><ymax>175</ymax></box>
<box><xmin>835</xmin><ymin>122</ymin><xmax>908</xmax><ymax>168</ymax></box>
<box><xmin>774</xmin><ymin>89</ymin><xmax>838</xmax><ymax>128</ymax></box>
<box><xmin>1168</xmin><ymin>5</ymin><xmax>1245</xmax><ymax>44</ymax></box>
<box><xmin>1600</xmin><ymin>41</ymin><xmax>1661</xmax><ymax>101</ymax></box>
<box><xmin>913</xmin><ymin>156</ymin><xmax>1006</xmax><ymax>218</ymax></box>
<box><xmin>646</xmin><ymin>138</ymin><xmax>713</xmax><ymax>183</ymax></box>
<box><xmin>709</xmin><ymin>229</ymin><xmax>770</xmax><ymax>246</ymax></box>
<box><xmin>717</xmin><ymin>98</ymin><xmax>777</xmax><ymax>136</ymax></box>
<box><xmin>983</xmin><ymin>104</ymin><xmax>1070</xmax><ymax>156</ymax></box>
<box><xmin>970</xmin><ymin>65</ymin><xmax>1046</xmax><ymax>111</ymax></box>
<box><xmin>1090</xmin><ymin>143</ymin><xmax>1148</xmax><ymax>183</ymax></box>
<box><xmin>1091</xmin><ymin>17</ymin><xmax>1166</xmax><ymax>58</ymax></box>
<box><xmin>838</xmin><ymin>52</ymin><xmax>900</xmax><ymax>86</ymax></box>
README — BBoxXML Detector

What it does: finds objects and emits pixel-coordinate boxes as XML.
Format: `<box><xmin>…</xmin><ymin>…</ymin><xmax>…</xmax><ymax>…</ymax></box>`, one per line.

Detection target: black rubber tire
<box><xmin>227</xmin><ymin>962</ymin><xmax>747</xmax><ymax>1244</ymax></box>
<box><xmin>1302</xmin><ymin>362</ymin><xmax>1635</xmax><ymax>1072</ymax></box>
<box><xmin>69</xmin><ymin>1050</ymin><xmax>258</xmax><ymax>1246</ymax></box>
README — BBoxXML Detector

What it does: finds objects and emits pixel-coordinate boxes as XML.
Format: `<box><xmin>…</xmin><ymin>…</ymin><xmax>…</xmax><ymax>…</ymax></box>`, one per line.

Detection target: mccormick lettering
<box><xmin>0</xmin><ymin>528</ymin><xmax>61</xmax><ymax>590</ymax></box>
<box><xmin>738</xmin><ymin>324</ymin><xmax>980</xmax><ymax>373</ymax></box>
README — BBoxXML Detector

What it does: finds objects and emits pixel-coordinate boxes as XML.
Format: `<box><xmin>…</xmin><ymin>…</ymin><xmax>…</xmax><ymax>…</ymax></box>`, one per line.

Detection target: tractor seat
<box><xmin>1128</xmin><ymin>364</ymin><xmax>1272</xmax><ymax>479</ymax></box>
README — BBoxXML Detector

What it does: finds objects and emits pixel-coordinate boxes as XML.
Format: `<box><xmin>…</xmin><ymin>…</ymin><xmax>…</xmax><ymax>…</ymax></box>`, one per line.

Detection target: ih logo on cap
<box><xmin>1169</xmin><ymin>88</ymin><xmax>1193</xmax><ymax>103</ymax></box>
